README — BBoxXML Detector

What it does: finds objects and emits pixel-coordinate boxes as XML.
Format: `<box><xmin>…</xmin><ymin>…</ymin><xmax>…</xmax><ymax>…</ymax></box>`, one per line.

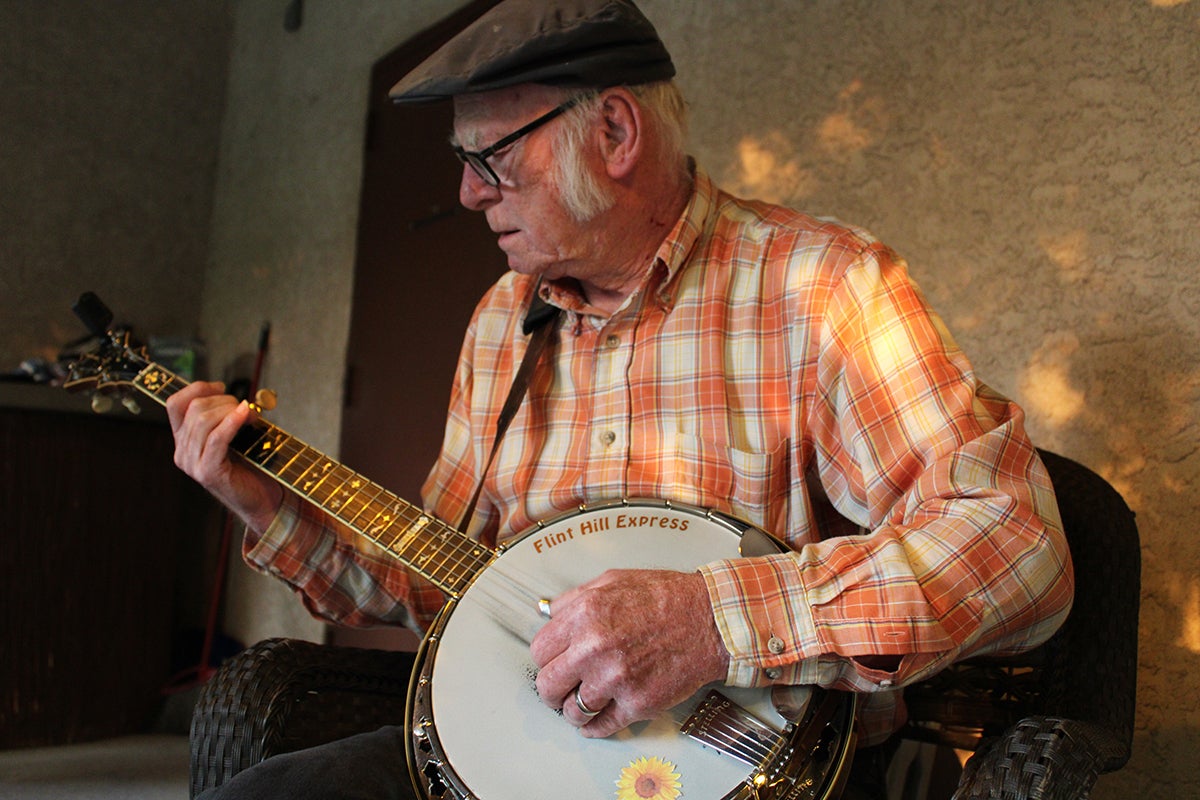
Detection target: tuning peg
<box><xmin>251</xmin><ymin>388</ymin><xmax>278</xmax><ymax>412</ymax></box>
<box><xmin>73</xmin><ymin>292</ymin><xmax>114</xmax><ymax>337</ymax></box>
<box><xmin>121</xmin><ymin>397</ymin><xmax>142</xmax><ymax>415</ymax></box>
<box><xmin>91</xmin><ymin>394</ymin><xmax>113</xmax><ymax>414</ymax></box>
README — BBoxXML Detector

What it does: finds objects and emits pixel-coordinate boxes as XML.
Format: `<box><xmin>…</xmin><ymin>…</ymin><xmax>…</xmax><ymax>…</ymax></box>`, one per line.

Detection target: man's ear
<box><xmin>595</xmin><ymin>88</ymin><xmax>643</xmax><ymax>180</ymax></box>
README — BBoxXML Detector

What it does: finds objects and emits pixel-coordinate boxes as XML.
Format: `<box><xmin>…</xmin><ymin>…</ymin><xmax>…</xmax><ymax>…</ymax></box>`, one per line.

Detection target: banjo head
<box><xmin>406</xmin><ymin>499</ymin><xmax>854</xmax><ymax>800</ymax></box>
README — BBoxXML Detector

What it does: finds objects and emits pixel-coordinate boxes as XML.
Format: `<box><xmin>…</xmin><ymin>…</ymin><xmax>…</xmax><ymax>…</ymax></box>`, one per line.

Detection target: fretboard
<box><xmin>134</xmin><ymin>362</ymin><xmax>490</xmax><ymax>597</ymax></box>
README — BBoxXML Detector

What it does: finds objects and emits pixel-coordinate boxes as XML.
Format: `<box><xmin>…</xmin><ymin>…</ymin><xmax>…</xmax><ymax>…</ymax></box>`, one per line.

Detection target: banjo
<box><xmin>64</xmin><ymin>295</ymin><xmax>857</xmax><ymax>800</ymax></box>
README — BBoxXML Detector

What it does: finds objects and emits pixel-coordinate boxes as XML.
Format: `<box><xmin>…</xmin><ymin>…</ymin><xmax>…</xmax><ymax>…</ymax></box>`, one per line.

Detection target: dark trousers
<box><xmin>194</xmin><ymin>726</ymin><xmax>417</xmax><ymax>800</ymax></box>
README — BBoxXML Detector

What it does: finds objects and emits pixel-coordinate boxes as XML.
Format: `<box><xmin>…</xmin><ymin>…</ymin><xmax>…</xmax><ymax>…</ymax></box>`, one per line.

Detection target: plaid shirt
<box><xmin>247</xmin><ymin>169</ymin><xmax>1072</xmax><ymax>745</ymax></box>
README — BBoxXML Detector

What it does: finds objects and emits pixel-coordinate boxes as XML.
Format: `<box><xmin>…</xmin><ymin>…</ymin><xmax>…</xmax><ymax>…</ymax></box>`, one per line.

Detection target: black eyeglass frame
<box><xmin>452</xmin><ymin>95</ymin><xmax>583</xmax><ymax>187</ymax></box>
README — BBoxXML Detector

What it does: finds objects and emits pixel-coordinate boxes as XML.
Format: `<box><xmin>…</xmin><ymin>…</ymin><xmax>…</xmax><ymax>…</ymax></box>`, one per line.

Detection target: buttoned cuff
<box><xmin>243</xmin><ymin>491</ymin><xmax>325</xmax><ymax>581</ymax></box>
<box><xmin>699</xmin><ymin>554</ymin><xmax>824</xmax><ymax>688</ymax></box>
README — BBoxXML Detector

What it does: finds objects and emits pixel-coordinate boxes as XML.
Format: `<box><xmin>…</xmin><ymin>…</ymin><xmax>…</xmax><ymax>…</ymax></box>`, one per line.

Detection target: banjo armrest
<box><xmin>188</xmin><ymin>637</ymin><xmax>415</xmax><ymax>798</ymax></box>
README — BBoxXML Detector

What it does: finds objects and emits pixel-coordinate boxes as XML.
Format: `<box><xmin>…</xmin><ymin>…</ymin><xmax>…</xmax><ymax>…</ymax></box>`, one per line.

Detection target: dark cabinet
<box><xmin>1</xmin><ymin>385</ymin><xmax>216</xmax><ymax>747</ymax></box>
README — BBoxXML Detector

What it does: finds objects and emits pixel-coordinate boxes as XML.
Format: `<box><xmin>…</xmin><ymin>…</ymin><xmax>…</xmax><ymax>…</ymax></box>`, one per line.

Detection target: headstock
<box><xmin>62</xmin><ymin>293</ymin><xmax>153</xmax><ymax>414</ymax></box>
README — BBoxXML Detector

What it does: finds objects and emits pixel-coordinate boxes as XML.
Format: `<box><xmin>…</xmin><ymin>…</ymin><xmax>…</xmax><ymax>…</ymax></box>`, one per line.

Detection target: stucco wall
<box><xmin>0</xmin><ymin>1</ymin><xmax>230</xmax><ymax>372</ymax></box>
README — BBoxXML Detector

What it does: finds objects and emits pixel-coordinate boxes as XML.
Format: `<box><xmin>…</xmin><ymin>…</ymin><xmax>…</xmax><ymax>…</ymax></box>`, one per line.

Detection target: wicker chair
<box><xmin>898</xmin><ymin>450</ymin><xmax>1140</xmax><ymax>798</ymax></box>
<box><xmin>189</xmin><ymin>638</ymin><xmax>416</xmax><ymax>796</ymax></box>
<box><xmin>188</xmin><ymin>450</ymin><xmax>1139</xmax><ymax>799</ymax></box>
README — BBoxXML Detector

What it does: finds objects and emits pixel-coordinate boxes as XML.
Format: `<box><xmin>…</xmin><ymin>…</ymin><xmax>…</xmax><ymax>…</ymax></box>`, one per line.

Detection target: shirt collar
<box><xmin>649</xmin><ymin>163</ymin><xmax>713</xmax><ymax>309</ymax></box>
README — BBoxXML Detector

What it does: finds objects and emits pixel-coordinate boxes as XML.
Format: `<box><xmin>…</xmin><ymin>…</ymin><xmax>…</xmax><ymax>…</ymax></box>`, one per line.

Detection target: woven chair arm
<box><xmin>189</xmin><ymin>638</ymin><xmax>415</xmax><ymax>798</ymax></box>
<box><xmin>952</xmin><ymin>716</ymin><xmax>1123</xmax><ymax>800</ymax></box>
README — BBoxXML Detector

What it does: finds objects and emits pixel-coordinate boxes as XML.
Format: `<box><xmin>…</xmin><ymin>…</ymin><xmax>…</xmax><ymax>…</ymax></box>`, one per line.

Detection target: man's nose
<box><xmin>459</xmin><ymin>164</ymin><xmax>500</xmax><ymax>211</ymax></box>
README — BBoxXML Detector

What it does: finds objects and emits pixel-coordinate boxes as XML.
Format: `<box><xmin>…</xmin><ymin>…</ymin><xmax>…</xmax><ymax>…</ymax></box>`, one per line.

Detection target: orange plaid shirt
<box><xmin>247</xmin><ymin>169</ymin><xmax>1072</xmax><ymax>745</ymax></box>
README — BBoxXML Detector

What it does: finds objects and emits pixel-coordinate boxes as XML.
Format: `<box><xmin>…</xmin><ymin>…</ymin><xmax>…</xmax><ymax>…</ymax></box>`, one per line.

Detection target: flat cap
<box><xmin>389</xmin><ymin>0</ymin><xmax>675</xmax><ymax>104</ymax></box>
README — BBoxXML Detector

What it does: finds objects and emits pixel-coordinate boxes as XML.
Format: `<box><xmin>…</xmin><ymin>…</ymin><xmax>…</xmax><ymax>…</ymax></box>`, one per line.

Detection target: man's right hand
<box><xmin>165</xmin><ymin>380</ymin><xmax>284</xmax><ymax>535</ymax></box>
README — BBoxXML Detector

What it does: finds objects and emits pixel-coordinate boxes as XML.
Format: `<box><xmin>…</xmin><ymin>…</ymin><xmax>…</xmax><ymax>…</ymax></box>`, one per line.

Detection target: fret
<box><xmin>305</xmin><ymin>468</ymin><xmax>342</xmax><ymax>504</ymax></box>
<box><xmin>410</xmin><ymin>525</ymin><xmax>490</xmax><ymax>592</ymax></box>
<box><xmin>355</xmin><ymin>493</ymin><xmax>389</xmax><ymax>533</ymax></box>
<box><xmin>411</xmin><ymin>542</ymin><xmax>441</xmax><ymax>575</ymax></box>
<box><xmin>428</xmin><ymin>535</ymin><xmax>463</xmax><ymax>583</ymax></box>
<box><xmin>297</xmin><ymin>459</ymin><xmax>338</xmax><ymax>498</ymax></box>
<box><xmin>265</xmin><ymin>434</ymin><xmax>307</xmax><ymax>477</ymax></box>
<box><xmin>334</xmin><ymin>480</ymin><xmax>387</xmax><ymax>529</ymax></box>
<box><xmin>277</xmin><ymin>443</ymin><xmax>323</xmax><ymax>487</ymax></box>
<box><xmin>410</xmin><ymin>538</ymin><xmax>451</xmax><ymax>585</ymax></box>
<box><xmin>426</xmin><ymin>526</ymin><xmax>474</xmax><ymax>576</ymax></box>
<box><xmin>361</xmin><ymin>496</ymin><xmax>410</xmax><ymax>544</ymax></box>
<box><xmin>385</xmin><ymin>512</ymin><xmax>432</xmax><ymax>555</ymax></box>
<box><xmin>135</xmin><ymin>364</ymin><xmax>185</xmax><ymax>402</ymax></box>
<box><xmin>318</xmin><ymin>469</ymin><xmax>364</xmax><ymax>513</ymax></box>
<box><xmin>236</xmin><ymin>424</ymin><xmax>292</xmax><ymax>469</ymax></box>
<box><xmin>451</xmin><ymin>539</ymin><xmax>491</xmax><ymax>583</ymax></box>
<box><xmin>393</xmin><ymin>502</ymin><xmax>430</xmax><ymax>532</ymax></box>
<box><xmin>302</xmin><ymin>460</ymin><xmax>346</xmax><ymax>503</ymax></box>
<box><xmin>394</xmin><ymin>522</ymin><xmax>446</xmax><ymax>575</ymax></box>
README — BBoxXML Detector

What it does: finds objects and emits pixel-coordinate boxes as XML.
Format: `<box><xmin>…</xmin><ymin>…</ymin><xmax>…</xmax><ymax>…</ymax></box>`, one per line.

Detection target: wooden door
<box><xmin>342</xmin><ymin>1</ymin><xmax>505</xmax><ymax>507</ymax></box>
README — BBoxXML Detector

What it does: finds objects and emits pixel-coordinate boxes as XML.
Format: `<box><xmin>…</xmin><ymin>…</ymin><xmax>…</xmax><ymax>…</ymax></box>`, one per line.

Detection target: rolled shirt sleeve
<box><xmin>245</xmin><ymin>492</ymin><xmax>446</xmax><ymax>633</ymax></box>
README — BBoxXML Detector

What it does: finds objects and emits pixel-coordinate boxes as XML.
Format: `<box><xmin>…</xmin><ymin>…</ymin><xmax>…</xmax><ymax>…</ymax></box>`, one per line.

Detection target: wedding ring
<box><xmin>574</xmin><ymin>687</ymin><xmax>602</xmax><ymax>717</ymax></box>
<box><xmin>538</xmin><ymin>598</ymin><xmax>553</xmax><ymax>618</ymax></box>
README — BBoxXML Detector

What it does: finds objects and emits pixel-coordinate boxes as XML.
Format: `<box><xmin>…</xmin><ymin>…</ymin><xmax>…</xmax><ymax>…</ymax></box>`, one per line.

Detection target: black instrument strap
<box><xmin>457</xmin><ymin>289</ymin><xmax>561</xmax><ymax>543</ymax></box>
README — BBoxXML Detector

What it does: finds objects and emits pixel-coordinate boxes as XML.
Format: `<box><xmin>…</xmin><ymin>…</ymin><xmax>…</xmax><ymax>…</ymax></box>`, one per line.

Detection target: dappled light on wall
<box><xmin>1019</xmin><ymin>329</ymin><xmax>1149</xmax><ymax>507</ymax></box>
<box><xmin>1019</xmin><ymin>332</ymin><xmax>1086</xmax><ymax>429</ymax></box>
<box><xmin>729</xmin><ymin>132</ymin><xmax>815</xmax><ymax>205</ymax></box>
<box><xmin>815</xmin><ymin>79</ymin><xmax>887</xmax><ymax>162</ymax></box>
<box><xmin>723</xmin><ymin>79</ymin><xmax>888</xmax><ymax>205</ymax></box>
<box><xmin>1039</xmin><ymin>228</ymin><xmax>1090</xmax><ymax>282</ymax></box>
<box><xmin>1164</xmin><ymin>570</ymin><xmax>1200</xmax><ymax>655</ymax></box>
<box><xmin>817</xmin><ymin>112</ymin><xmax>873</xmax><ymax>157</ymax></box>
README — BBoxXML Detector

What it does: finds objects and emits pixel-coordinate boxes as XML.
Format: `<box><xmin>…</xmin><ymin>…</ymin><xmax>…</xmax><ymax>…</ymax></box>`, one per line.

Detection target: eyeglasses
<box><xmin>452</xmin><ymin>96</ymin><xmax>582</xmax><ymax>187</ymax></box>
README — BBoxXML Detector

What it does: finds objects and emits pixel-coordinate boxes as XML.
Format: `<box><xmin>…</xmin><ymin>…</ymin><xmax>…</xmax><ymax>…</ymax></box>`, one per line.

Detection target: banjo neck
<box><xmin>133</xmin><ymin>363</ymin><xmax>490</xmax><ymax>599</ymax></box>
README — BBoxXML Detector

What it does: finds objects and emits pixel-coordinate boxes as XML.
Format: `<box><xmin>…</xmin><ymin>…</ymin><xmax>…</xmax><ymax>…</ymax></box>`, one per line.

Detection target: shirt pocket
<box><xmin>656</xmin><ymin>433</ymin><xmax>788</xmax><ymax>529</ymax></box>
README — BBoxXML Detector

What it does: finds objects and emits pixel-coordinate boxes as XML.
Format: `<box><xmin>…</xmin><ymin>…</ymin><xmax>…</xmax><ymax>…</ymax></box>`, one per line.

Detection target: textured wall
<box><xmin>0</xmin><ymin>1</ymin><xmax>231</xmax><ymax>371</ymax></box>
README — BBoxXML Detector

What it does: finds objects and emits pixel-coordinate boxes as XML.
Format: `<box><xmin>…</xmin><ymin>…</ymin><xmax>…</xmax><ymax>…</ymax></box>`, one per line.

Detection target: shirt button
<box><xmin>600</xmin><ymin>430</ymin><xmax>617</xmax><ymax>446</ymax></box>
<box><xmin>764</xmin><ymin>667</ymin><xmax>782</xmax><ymax>680</ymax></box>
<box><xmin>604</xmin><ymin>334</ymin><xmax>620</xmax><ymax>349</ymax></box>
<box><xmin>767</xmin><ymin>636</ymin><xmax>786</xmax><ymax>655</ymax></box>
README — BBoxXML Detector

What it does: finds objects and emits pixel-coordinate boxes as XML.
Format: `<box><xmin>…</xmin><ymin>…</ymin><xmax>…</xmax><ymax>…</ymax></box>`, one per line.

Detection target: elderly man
<box><xmin>170</xmin><ymin>1</ymin><xmax>1073</xmax><ymax>797</ymax></box>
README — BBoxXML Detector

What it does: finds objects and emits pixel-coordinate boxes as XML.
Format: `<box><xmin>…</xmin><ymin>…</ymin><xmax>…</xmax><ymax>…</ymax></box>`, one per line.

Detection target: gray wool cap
<box><xmin>389</xmin><ymin>0</ymin><xmax>675</xmax><ymax>103</ymax></box>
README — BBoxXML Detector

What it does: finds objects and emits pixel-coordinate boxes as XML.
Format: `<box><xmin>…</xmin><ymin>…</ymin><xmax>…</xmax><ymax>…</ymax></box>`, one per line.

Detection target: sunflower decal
<box><xmin>615</xmin><ymin>755</ymin><xmax>682</xmax><ymax>800</ymax></box>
